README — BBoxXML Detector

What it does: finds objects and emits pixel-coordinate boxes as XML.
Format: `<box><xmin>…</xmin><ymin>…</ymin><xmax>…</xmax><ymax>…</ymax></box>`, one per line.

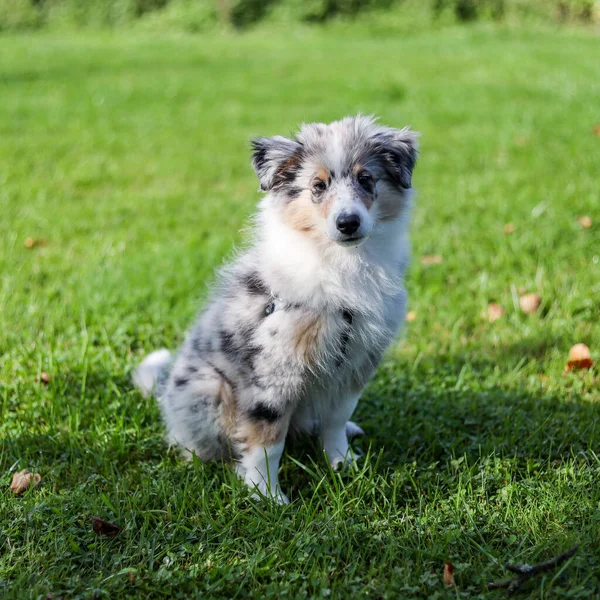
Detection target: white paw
<box><xmin>330</xmin><ymin>451</ymin><xmax>360</xmax><ymax>471</ymax></box>
<box><xmin>251</xmin><ymin>486</ymin><xmax>290</xmax><ymax>505</ymax></box>
<box><xmin>273</xmin><ymin>490</ymin><xmax>290</xmax><ymax>505</ymax></box>
<box><xmin>236</xmin><ymin>464</ymin><xmax>289</xmax><ymax>504</ymax></box>
<box><xmin>345</xmin><ymin>421</ymin><xmax>365</xmax><ymax>438</ymax></box>
<box><xmin>330</xmin><ymin>456</ymin><xmax>346</xmax><ymax>471</ymax></box>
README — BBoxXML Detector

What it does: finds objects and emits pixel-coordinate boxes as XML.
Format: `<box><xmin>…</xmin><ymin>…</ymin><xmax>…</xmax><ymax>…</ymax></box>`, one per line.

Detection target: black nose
<box><xmin>336</xmin><ymin>213</ymin><xmax>361</xmax><ymax>235</ymax></box>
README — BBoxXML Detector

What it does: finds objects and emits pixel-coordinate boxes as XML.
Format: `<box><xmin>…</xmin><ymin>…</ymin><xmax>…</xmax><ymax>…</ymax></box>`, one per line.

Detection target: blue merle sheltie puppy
<box><xmin>133</xmin><ymin>115</ymin><xmax>419</xmax><ymax>503</ymax></box>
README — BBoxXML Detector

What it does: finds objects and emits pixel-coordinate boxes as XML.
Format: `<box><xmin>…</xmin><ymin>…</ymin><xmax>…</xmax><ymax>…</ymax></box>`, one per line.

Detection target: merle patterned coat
<box><xmin>134</xmin><ymin>115</ymin><xmax>419</xmax><ymax>503</ymax></box>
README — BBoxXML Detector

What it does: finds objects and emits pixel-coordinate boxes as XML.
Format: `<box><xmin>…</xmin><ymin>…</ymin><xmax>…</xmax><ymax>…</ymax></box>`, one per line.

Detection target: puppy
<box><xmin>134</xmin><ymin>115</ymin><xmax>419</xmax><ymax>503</ymax></box>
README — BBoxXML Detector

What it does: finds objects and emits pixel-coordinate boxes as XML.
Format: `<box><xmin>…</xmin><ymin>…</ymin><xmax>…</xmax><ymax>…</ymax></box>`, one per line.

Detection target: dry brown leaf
<box><xmin>565</xmin><ymin>344</ymin><xmax>593</xmax><ymax>373</ymax></box>
<box><xmin>128</xmin><ymin>570</ymin><xmax>135</xmax><ymax>583</ymax></box>
<box><xmin>443</xmin><ymin>561</ymin><xmax>456</xmax><ymax>586</ymax></box>
<box><xmin>569</xmin><ymin>343</ymin><xmax>591</xmax><ymax>361</ymax></box>
<box><xmin>577</xmin><ymin>216</ymin><xmax>592</xmax><ymax>229</ymax></box>
<box><xmin>486</xmin><ymin>303</ymin><xmax>505</xmax><ymax>323</ymax></box>
<box><xmin>406</xmin><ymin>311</ymin><xmax>417</xmax><ymax>322</ymax></box>
<box><xmin>566</xmin><ymin>358</ymin><xmax>594</xmax><ymax>372</ymax></box>
<box><xmin>503</xmin><ymin>223</ymin><xmax>515</xmax><ymax>234</ymax></box>
<box><xmin>92</xmin><ymin>516</ymin><xmax>121</xmax><ymax>538</ymax></box>
<box><xmin>519</xmin><ymin>293</ymin><xmax>542</xmax><ymax>314</ymax></box>
<box><xmin>10</xmin><ymin>469</ymin><xmax>41</xmax><ymax>495</ymax></box>
<box><xmin>24</xmin><ymin>237</ymin><xmax>47</xmax><ymax>249</ymax></box>
<box><xmin>421</xmin><ymin>254</ymin><xmax>443</xmax><ymax>266</ymax></box>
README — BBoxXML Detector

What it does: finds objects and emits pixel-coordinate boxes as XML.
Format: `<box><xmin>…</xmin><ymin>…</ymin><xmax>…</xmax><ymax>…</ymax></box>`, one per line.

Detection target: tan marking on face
<box><xmin>281</xmin><ymin>191</ymin><xmax>331</xmax><ymax>244</ymax></box>
<box><xmin>282</xmin><ymin>195</ymin><xmax>320</xmax><ymax>237</ymax></box>
<box><xmin>377</xmin><ymin>181</ymin><xmax>406</xmax><ymax>221</ymax></box>
<box><xmin>311</xmin><ymin>167</ymin><xmax>335</xmax><ymax>218</ymax></box>
<box><xmin>315</xmin><ymin>167</ymin><xmax>329</xmax><ymax>183</ymax></box>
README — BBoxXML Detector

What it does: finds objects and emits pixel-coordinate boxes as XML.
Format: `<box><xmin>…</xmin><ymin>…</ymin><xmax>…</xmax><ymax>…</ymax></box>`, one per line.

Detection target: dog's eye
<box><xmin>312</xmin><ymin>179</ymin><xmax>327</xmax><ymax>194</ymax></box>
<box><xmin>357</xmin><ymin>171</ymin><xmax>373</xmax><ymax>191</ymax></box>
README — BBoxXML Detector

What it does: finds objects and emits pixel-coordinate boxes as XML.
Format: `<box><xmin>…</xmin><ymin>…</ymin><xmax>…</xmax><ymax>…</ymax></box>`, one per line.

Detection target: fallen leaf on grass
<box><xmin>486</xmin><ymin>303</ymin><xmax>504</xmax><ymax>323</ymax></box>
<box><xmin>24</xmin><ymin>237</ymin><xmax>47</xmax><ymax>249</ymax></box>
<box><xmin>565</xmin><ymin>343</ymin><xmax>593</xmax><ymax>372</ymax></box>
<box><xmin>406</xmin><ymin>311</ymin><xmax>417</xmax><ymax>322</ymax></box>
<box><xmin>91</xmin><ymin>516</ymin><xmax>121</xmax><ymax>538</ymax></box>
<box><xmin>421</xmin><ymin>254</ymin><xmax>443</xmax><ymax>265</ymax></box>
<box><xmin>577</xmin><ymin>216</ymin><xmax>592</xmax><ymax>229</ymax></box>
<box><xmin>503</xmin><ymin>223</ymin><xmax>515</xmax><ymax>234</ymax></box>
<box><xmin>443</xmin><ymin>562</ymin><xmax>456</xmax><ymax>586</ymax></box>
<box><xmin>570</xmin><ymin>343</ymin><xmax>591</xmax><ymax>361</ymax></box>
<box><xmin>566</xmin><ymin>358</ymin><xmax>593</xmax><ymax>372</ymax></box>
<box><xmin>519</xmin><ymin>293</ymin><xmax>541</xmax><ymax>314</ymax></box>
<box><xmin>37</xmin><ymin>372</ymin><xmax>51</xmax><ymax>384</ymax></box>
<box><xmin>10</xmin><ymin>469</ymin><xmax>41</xmax><ymax>495</ymax></box>
<box><xmin>129</xmin><ymin>570</ymin><xmax>135</xmax><ymax>583</ymax></box>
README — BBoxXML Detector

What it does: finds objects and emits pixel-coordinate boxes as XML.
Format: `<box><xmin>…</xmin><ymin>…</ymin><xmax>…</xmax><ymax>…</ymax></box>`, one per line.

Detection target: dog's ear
<box><xmin>372</xmin><ymin>127</ymin><xmax>419</xmax><ymax>190</ymax></box>
<box><xmin>251</xmin><ymin>136</ymin><xmax>304</xmax><ymax>192</ymax></box>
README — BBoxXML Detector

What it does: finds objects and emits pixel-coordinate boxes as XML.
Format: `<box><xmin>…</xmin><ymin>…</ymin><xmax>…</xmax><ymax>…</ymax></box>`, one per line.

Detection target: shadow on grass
<box><xmin>2</xmin><ymin>351</ymin><xmax>598</xmax><ymax>495</ymax></box>
<box><xmin>281</xmin><ymin>346</ymin><xmax>598</xmax><ymax>497</ymax></box>
<box><xmin>2</xmin><ymin>355</ymin><xmax>598</xmax><ymax>598</ymax></box>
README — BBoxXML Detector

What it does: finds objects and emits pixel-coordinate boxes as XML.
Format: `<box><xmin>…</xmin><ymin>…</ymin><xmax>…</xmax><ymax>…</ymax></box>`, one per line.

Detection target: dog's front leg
<box><xmin>321</xmin><ymin>392</ymin><xmax>362</xmax><ymax>470</ymax></box>
<box><xmin>234</xmin><ymin>409</ymin><xmax>292</xmax><ymax>504</ymax></box>
<box><xmin>236</xmin><ymin>439</ymin><xmax>288</xmax><ymax>504</ymax></box>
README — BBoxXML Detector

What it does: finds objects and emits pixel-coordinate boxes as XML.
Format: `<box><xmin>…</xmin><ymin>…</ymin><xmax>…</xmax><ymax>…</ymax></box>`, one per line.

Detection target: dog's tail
<box><xmin>132</xmin><ymin>349</ymin><xmax>171</xmax><ymax>397</ymax></box>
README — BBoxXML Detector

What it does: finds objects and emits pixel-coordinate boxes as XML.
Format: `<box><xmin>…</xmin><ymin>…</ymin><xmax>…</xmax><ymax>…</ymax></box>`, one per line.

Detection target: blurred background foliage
<box><xmin>0</xmin><ymin>0</ymin><xmax>599</xmax><ymax>32</ymax></box>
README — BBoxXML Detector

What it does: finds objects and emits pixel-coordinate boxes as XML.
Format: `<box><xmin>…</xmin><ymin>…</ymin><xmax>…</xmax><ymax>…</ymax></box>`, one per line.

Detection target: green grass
<box><xmin>1</xmin><ymin>23</ymin><xmax>599</xmax><ymax>599</ymax></box>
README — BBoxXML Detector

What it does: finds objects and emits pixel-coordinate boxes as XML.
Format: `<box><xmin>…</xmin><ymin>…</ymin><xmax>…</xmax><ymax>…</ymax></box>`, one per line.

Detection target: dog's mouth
<box><xmin>335</xmin><ymin>235</ymin><xmax>367</xmax><ymax>248</ymax></box>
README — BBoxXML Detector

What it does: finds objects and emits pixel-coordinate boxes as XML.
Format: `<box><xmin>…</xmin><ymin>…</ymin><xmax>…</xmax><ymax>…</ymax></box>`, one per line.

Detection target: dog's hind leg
<box><xmin>160</xmin><ymin>361</ymin><xmax>231</xmax><ymax>461</ymax></box>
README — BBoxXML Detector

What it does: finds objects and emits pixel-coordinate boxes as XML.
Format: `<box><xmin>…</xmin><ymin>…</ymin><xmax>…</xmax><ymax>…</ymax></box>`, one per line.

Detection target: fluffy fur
<box><xmin>134</xmin><ymin>115</ymin><xmax>419</xmax><ymax>503</ymax></box>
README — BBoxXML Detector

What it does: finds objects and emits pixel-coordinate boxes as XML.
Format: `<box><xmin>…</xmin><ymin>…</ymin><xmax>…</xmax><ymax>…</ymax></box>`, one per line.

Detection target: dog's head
<box><xmin>251</xmin><ymin>116</ymin><xmax>419</xmax><ymax>247</ymax></box>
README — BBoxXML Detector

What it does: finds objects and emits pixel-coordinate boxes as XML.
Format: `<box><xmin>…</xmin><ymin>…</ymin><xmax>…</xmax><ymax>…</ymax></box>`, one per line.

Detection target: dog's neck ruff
<box><xmin>254</xmin><ymin>202</ymin><xmax>409</xmax><ymax>316</ymax></box>
<box><xmin>263</xmin><ymin>286</ymin><xmax>354</xmax><ymax>325</ymax></box>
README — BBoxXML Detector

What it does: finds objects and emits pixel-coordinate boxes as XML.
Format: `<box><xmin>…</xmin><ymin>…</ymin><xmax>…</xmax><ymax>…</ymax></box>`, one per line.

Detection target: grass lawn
<box><xmin>1</xmin><ymin>23</ymin><xmax>599</xmax><ymax>599</ymax></box>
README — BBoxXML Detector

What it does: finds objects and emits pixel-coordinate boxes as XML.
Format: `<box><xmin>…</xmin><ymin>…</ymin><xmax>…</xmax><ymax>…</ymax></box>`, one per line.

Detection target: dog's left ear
<box><xmin>373</xmin><ymin>127</ymin><xmax>420</xmax><ymax>190</ymax></box>
<box><xmin>251</xmin><ymin>135</ymin><xmax>304</xmax><ymax>192</ymax></box>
